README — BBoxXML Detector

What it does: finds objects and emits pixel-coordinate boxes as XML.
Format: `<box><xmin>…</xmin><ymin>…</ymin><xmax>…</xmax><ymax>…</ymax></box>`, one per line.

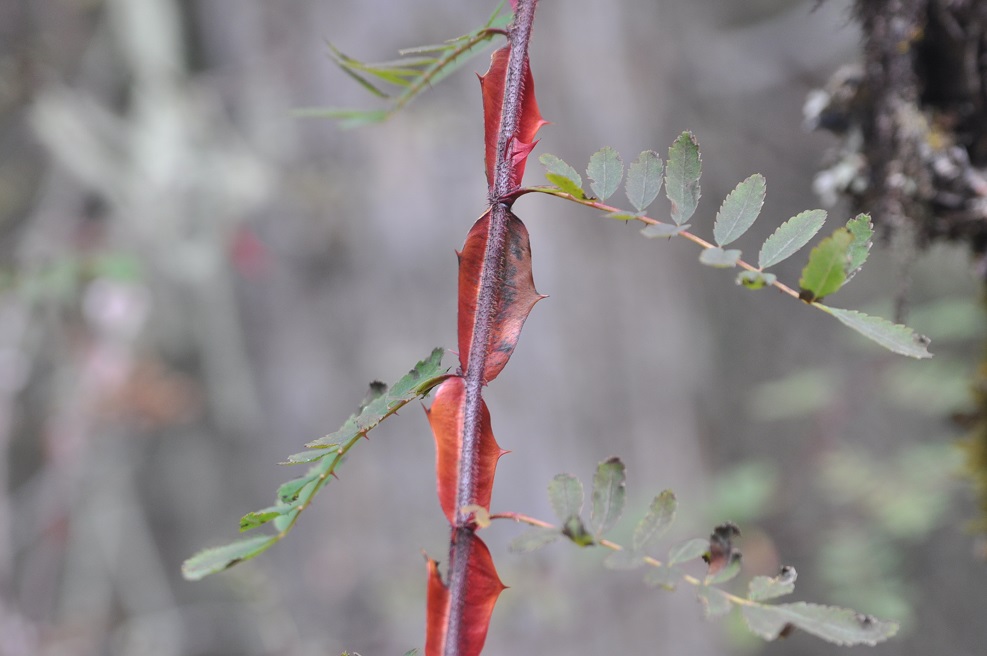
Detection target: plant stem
<box><xmin>444</xmin><ymin>2</ymin><xmax>538</xmax><ymax>655</ymax></box>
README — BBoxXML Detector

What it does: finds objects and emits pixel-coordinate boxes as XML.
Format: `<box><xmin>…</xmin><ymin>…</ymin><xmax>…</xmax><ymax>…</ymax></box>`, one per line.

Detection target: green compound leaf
<box><xmin>844</xmin><ymin>213</ymin><xmax>874</xmax><ymax>282</ymax></box>
<box><xmin>714</xmin><ymin>174</ymin><xmax>766</xmax><ymax>246</ymax></box>
<box><xmin>698</xmin><ymin>586</ymin><xmax>733</xmax><ymax>619</ymax></box>
<box><xmin>591</xmin><ymin>457</ymin><xmax>626</xmax><ymax>537</ymax></box>
<box><xmin>817</xmin><ymin>306</ymin><xmax>933</xmax><ymax>359</ymax></box>
<box><xmin>632</xmin><ymin>490</ymin><xmax>677</xmax><ymax>552</ymax></box>
<box><xmin>540</xmin><ymin>153</ymin><xmax>585</xmax><ymax>199</ymax></box>
<box><xmin>665</xmin><ymin>132</ymin><xmax>702</xmax><ymax>225</ymax></box>
<box><xmin>640</xmin><ymin>222</ymin><xmax>690</xmax><ymax>238</ymax></box>
<box><xmin>182</xmin><ymin>535</ymin><xmax>277</xmax><ymax>581</ymax></box>
<box><xmin>184</xmin><ymin>349</ymin><xmax>448</xmax><ymax>579</ymax></box>
<box><xmin>740</xmin><ymin>602</ymin><xmax>899</xmax><ymax>646</ymax></box>
<box><xmin>737</xmin><ymin>270</ymin><xmax>777</xmax><ymax>289</ymax></box>
<box><xmin>699</xmin><ymin>247</ymin><xmax>741</xmax><ymax>268</ymax></box>
<box><xmin>509</xmin><ymin>527</ymin><xmax>561</xmax><ymax>553</ymax></box>
<box><xmin>548</xmin><ymin>473</ymin><xmax>584</xmax><ymax>523</ymax></box>
<box><xmin>758</xmin><ymin>209</ymin><xmax>827</xmax><ymax>269</ymax></box>
<box><xmin>748</xmin><ymin>566</ymin><xmax>797</xmax><ymax>601</ymax></box>
<box><xmin>798</xmin><ymin>228</ymin><xmax>852</xmax><ymax>302</ymax></box>
<box><xmin>625</xmin><ymin>150</ymin><xmax>664</xmax><ymax>212</ymax></box>
<box><xmin>587</xmin><ymin>147</ymin><xmax>624</xmax><ymax>200</ymax></box>
<box><xmin>668</xmin><ymin>537</ymin><xmax>709</xmax><ymax>565</ymax></box>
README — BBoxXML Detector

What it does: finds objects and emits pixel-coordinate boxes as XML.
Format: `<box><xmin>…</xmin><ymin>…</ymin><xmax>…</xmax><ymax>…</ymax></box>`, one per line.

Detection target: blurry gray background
<box><xmin>1</xmin><ymin>0</ymin><xmax>985</xmax><ymax>654</ymax></box>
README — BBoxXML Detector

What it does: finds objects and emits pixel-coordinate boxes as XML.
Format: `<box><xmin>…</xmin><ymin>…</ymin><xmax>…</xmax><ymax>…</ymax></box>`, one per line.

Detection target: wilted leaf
<box><xmin>698</xmin><ymin>586</ymin><xmax>734</xmax><ymax>619</ymax></box>
<box><xmin>714</xmin><ymin>174</ymin><xmax>766</xmax><ymax>246</ymax></box>
<box><xmin>737</xmin><ymin>270</ymin><xmax>777</xmax><ymax>289</ymax></box>
<box><xmin>758</xmin><ymin>209</ymin><xmax>827</xmax><ymax>269</ymax></box>
<box><xmin>798</xmin><ymin>228</ymin><xmax>852</xmax><ymax>302</ymax></box>
<box><xmin>748</xmin><ymin>566</ymin><xmax>798</xmax><ymax>601</ymax></box>
<box><xmin>699</xmin><ymin>247</ymin><xmax>741</xmax><ymax>268</ymax></box>
<box><xmin>591</xmin><ymin>457</ymin><xmax>626</xmax><ymax>537</ymax></box>
<box><xmin>480</xmin><ymin>47</ymin><xmax>547</xmax><ymax>191</ymax></box>
<box><xmin>182</xmin><ymin>535</ymin><xmax>277</xmax><ymax>581</ymax></box>
<box><xmin>625</xmin><ymin>150</ymin><xmax>664</xmax><ymax>212</ymax></box>
<box><xmin>704</xmin><ymin>523</ymin><xmax>741</xmax><ymax>578</ymax></box>
<box><xmin>668</xmin><ymin>538</ymin><xmax>710</xmax><ymax>565</ymax></box>
<box><xmin>540</xmin><ymin>153</ymin><xmax>585</xmax><ymax>198</ymax></box>
<box><xmin>665</xmin><ymin>132</ymin><xmax>702</xmax><ymax>225</ymax></box>
<box><xmin>587</xmin><ymin>147</ymin><xmax>623</xmax><ymax>200</ymax></box>
<box><xmin>817</xmin><ymin>306</ymin><xmax>933</xmax><ymax>359</ymax></box>
<box><xmin>740</xmin><ymin>602</ymin><xmax>899</xmax><ymax>646</ymax></box>
<box><xmin>457</xmin><ymin>211</ymin><xmax>543</xmax><ymax>383</ymax></box>
<box><xmin>844</xmin><ymin>213</ymin><xmax>873</xmax><ymax>281</ymax></box>
<box><xmin>509</xmin><ymin>527</ymin><xmax>561</xmax><ymax>553</ymax></box>
<box><xmin>632</xmin><ymin>490</ymin><xmax>677</xmax><ymax>552</ymax></box>
<box><xmin>548</xmin><ymin>473</ymin><xmax>584</xmax><ymax>522</ymax></box>
<box><xmin>640</xmin><ymin>222</ymin><xmax>690</xmax><ymax>238</ymax></box>
<box><xmin>426</xmin><ymin>536</ymin><xmax>506</xmax><ymax>656</ymax></box>
<box><xmin>427</xmin><ymin>376</ymin><xmax>506</xmax><ymax>524</ymax></box>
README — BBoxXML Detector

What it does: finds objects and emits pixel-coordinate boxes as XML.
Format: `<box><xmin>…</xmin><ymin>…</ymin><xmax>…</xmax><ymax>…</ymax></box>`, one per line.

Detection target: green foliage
<box><xmin>758</xmin><ymin>209</ymin><xmax>827</xmax><ymax>269</ymax></box>
<box><xmin>820</xmin><ymin>306</ymin><xmax>932</xmax><ymax>359</ymax></box>
<box><xmin>502</xmin><ymin>460</ymin><xmax>899</xmax><ymax>647</ymax></box>
<box><xmin>539</xmin><ymin>154</ymin><xmax>585</xmax><ymax>199</ymax></box>
<box><xmin>548</xmin><ymin>473</ymin><xmax>584</xmax><ymax>522</ymax></box>
<box><xmin>586</xmin><ymin>146</ymin><xmax>623</xmax><ymax>200</ymax></box>
<box><xmin>182</xmin><ymin>349</ymin><xmax>449</xmax><ymax>579</ymax></box>
<box><xmin>714</xmin><ymin>174</ymin><xmax>766</xmax><ymax>246</ymax></box>
<box><xmin>532</xmin><ymin>140</ymin><xmax>931</xmax><ymax>359</ymax></box>
<box><xmin>799</xmin><ymin>228</ymin><xmax>853</xmax><ymax>301</ymax></box>
<box><xmin>625</xmin><ymin>150</ymin><xmax>664</xmax><ymax>212</ymax></box>
<box><xmin>591</xmin><ymin>457</ymin><xmax>627</xmax><ymax>537</ymax></box>
<box><xmin>665</xmin><ymin>132</ymin><xmax>702</xmax><ymax>224</ymax></box>
<box><xmin>297</xmin><ymin>3</ymin><xmax>512</xmax><ymax>127</ymax></box>
<box><xmin>699</xmin><ymin>247</ymin><xmax>741</xmax><ymax>268</ymax></box>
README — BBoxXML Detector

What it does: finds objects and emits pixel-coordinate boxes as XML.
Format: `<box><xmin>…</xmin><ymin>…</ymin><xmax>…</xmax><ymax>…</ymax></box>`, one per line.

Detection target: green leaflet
<box><xmin>748</xmin><ymin>566</ymin><xmax>797</xmax><ymax>601</ymax></box>
<box><xmin>668</xmin><ymin>537</ymin><xmax>709</xmax><ymax>565</ymax></box>
<box><xmin>740</xmin><ymin>602</ymin><xmax>899</xmax><ymax>646</ymax></box>
<box><xmin>632</xmin><ymin>490</ymin><xmax>676</xmax><ymax>552</ymax></box>
<box><xmin>844</xmin><ymin>213</ymin><xmax>874</xmax><ymax>281</ymax></box>
<box><xmin>640</xmin><ymin>222</ymin><xmax>689</xmax><ymax>238</ymax></box>
<box><xmin>714</xmin><ymin>174</ymin><xmax>766</xmax><ymax>246</ymax></box>
<box><xmin>591</xmin><ymin>457</ymin><xmax>626</xmax><ymax>537</ymax></box>
<box><xmin>548</xmin><ymin>473</ymin><xmax>584</xmax><ymax>522</ymax></box>
<box><xmin>665</xmin><ymin>132</ymin><xmax>702</xmax><ymax>225</ymax></box>
<box><xmin>798</xmin><ymin>228</ymin><xmax>852</xmax><ymax>301</ymax></box>
<box><xmin>699</xmin><ymin>247</ymin><xmax>741</xmax><ymax>268</ymax></box>
<box><xmin>737</xmin><ymin>270</ymin><xmax>777</xmax><ymax>289</ymax></box>
<box><xmin>625</xmin><ymin>150</ymin><xmax>664</xmax><ymax>212</ymax></box>
<box><xmin>182</xmin><ymin>535</ymin><xmax>277</xmax><ymax>581</ymax></box>
<box><xmin>698</xmin><ymin>586</ymin><xmax>733</xmax><ymax>619</ymax></box>
<box><xmin>509</xmin><ymin>527</ymin><xmax>561</xmax><ymax>553</ymax></box>
<box><xmin>818</xmin><ymin>306</ymin><xmax>932</xmax><ymax>359</ymax></box>
<box><xmin>587</xmin><ymin>147</ymin><xmax>623</xmax><ymax>200</ymax></box>
<box><xmin>758</xmin><ymin>209</ymin><xmax>827</xmax><ymax>269</ymax></box>
<box><xmin>540</xmin><ymin>153</ymin><xmax>585</xmax><ymax>198</ymax></box>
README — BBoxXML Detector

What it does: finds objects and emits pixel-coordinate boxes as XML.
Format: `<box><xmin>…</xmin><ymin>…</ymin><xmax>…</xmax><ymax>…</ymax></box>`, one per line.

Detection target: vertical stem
<box><xmin>444</xmin><ymin>2</ymin><xmax>538</xmax><ymax>654</ymax></box>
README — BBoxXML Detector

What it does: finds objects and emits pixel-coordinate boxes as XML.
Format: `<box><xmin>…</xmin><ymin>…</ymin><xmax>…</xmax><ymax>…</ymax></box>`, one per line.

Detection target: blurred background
<box><xmin>2</xmin><ymin>0</ymin><xmax>985</xmax><ymax>654</ymax></box>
